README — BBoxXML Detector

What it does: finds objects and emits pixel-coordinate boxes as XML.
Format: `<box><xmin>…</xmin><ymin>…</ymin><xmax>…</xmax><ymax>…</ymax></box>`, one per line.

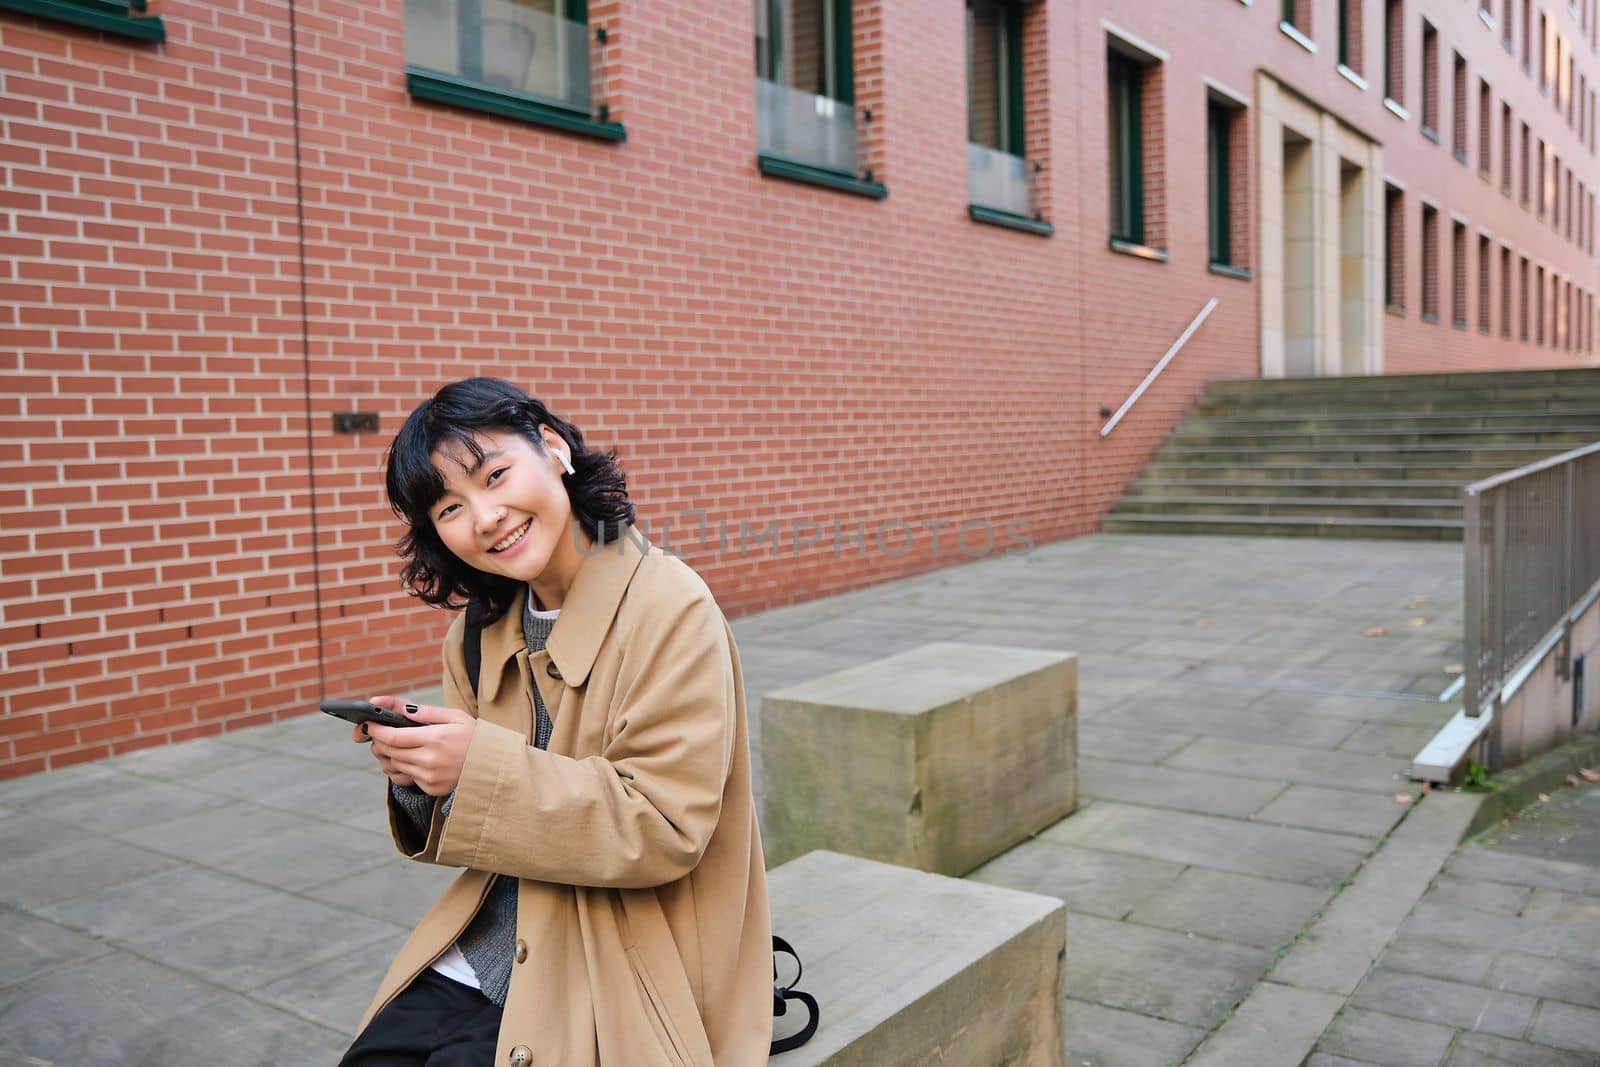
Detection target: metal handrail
<box><xmin>1462</xmin><ymin>441</ymin><xmax>1600</xmax><ymax>744</ymax></box>
<box><xmin>1100</xmin><ymin>298</ymin><xmax>1218</xmax><ymax>437</ymax></box>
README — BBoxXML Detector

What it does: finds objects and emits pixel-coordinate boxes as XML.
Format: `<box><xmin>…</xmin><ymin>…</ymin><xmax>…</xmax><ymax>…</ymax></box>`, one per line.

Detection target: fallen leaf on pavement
<box><xmin>1394</xmin><ymin>793</ymin><xmax>1414</xmax><ymax>804</ymax></box>
<box><xmin>1365</xmin><ymin>626</ymin><xmax>1388</xmax><ymax>637</ymax></box>
<box><xmin>1408</xmin><ymin>617</ymin><xmax>1430</xmax><ymax>627</ymax></box>
<box><xmin>1579</xmin><ymin>768</ymin><xmax>1600</xmax><ymax>782</ymax></box>
<box><xmin>1444</xmin><ymin>663</ymin><xmax>1463</xmax><ymax>674</ymax></box>
<box><xmin>1538</xmin><ymin>793</ymin><xmax>1552</xmax><ymax>803</ymax></box>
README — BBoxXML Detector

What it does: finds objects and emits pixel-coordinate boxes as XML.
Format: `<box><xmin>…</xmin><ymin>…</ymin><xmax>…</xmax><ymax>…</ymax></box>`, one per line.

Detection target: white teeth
<box><xmin>491</xmin><ymin>519</ymin><xmax>530</xmax><ymax>552</ymax></box>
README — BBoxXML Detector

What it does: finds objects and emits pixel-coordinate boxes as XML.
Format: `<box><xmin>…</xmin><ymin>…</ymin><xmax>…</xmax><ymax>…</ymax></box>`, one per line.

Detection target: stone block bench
<box><xmin>761</xmin><ymin>642</ymin><xmax>1077</xmax><ymax>875</ymax></box>
<box><xmin>767</xmin><ymin>850</ymin><xmax>1066</xmax><ymax>1066</ymax></box>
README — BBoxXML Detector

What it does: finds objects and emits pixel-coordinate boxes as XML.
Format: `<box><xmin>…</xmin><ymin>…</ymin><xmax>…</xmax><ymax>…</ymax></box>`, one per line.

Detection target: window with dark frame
<box><xmin>1385</xmin><ymin>0</ymin><xmax>1405</xmax><ymax>104</ymax></box>
<box><xmin>1479</xmin><ymin>79</ymin><xmax>1493</xmax><ymax>177</ymax></box>
<box><xmin>404</xmin><ymin>0</ymin><xmax>595</xmax><ymax>115</ymax></box>
<box><xmin>1452</xmin><ymin>219</ymin><xmax>1469</xmax><ymax>329</ymax></box>
<box><xmin>1422</xmin><ymin>203</ymin><xmax>1441</xmax><ymax>321</ymax></box>
<box><xmin>755</xmin><ymin>0</ymin><xmax>866</xmax><ymax>183</ymax></box>
<box><xmin>1452</xmin><ymin>52</ymin><xmax>1468</xmax><ymax>161</ymax></box>
<box><xmin>967</xmin><ymin>0</ymin><xmax>1044</xmax><ymax>225</ymax></box>
<box><xmin>0</xmin><ymin>0</ymin><xmax>165</xmax><ymax>40</ymax></box>
<box><xmin>1478</xmin><ymin>233</ymin><xmax>1492</xmax><ymax>332</ymax></box>
<box><xmin>1500</xmin><ymin>244</ymin><xmax>1513</xmax><ymax>336</ymax></box>
<box><xmin>1504</xmin><ymin>0</ymin><xmax>1516</xmax><ymax>49</ymax></box>
<box><xmin>1207</xmin><ymin>96</ymin><xmax>1246</xmax><ymax>270</ymax></box>
<box><xmin>1502</xmin><ymin>102</ymin><xmax>1514</xmax><ymax>193</ymax></box>
<box><xmin>1522</xmin><ymin>121</ymin><xmax>1532</xmax><ymax>205</ymax></box>
<box><xmin>1108</xmin><ymin>47</ymin><xmax>1147</xmax><ymax>247</ymax></box>
<box><xmin>1521</xmin><ymin>255</ymin><xmax>1532</xmax><ymax>340</ymax></box>
<box><xmin>1386</xmin><ymin>184</ymin><xmax>1406</xmax><ymax>310</ymax></box>
<box><xmin>1339</xmin><ymin>0</ymin><xmax>1364</xmax><ymax>72</ymax></box>
<box><xmin>1422</xmin><ymin>20</ymin><xmax>1440</xmax><ymax>138</ymax></box>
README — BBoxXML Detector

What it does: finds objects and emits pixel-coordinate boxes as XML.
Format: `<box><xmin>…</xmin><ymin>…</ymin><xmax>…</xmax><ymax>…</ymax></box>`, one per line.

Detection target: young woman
<box><xmin>342</xmin><ymin>377</ymin><xmax>771</xmax><ymax>1067</ymax></box>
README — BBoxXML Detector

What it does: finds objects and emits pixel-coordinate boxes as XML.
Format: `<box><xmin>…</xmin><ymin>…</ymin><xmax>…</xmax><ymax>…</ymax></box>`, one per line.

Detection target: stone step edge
<box><xmin>1183</xmin><ymin>791</ymin><xmax>1487</xmax><ymax>1067</ymax></box>
<box><xmin>1186</xmin><ymin>407</ymin><xmax>1600</xmax><ymax>426</ymax></box>
<box><xmin>1131</xmin><ymin>479</ymin><xmax>1465</xmax><ymax>489</ymax></box>
<box><xmin>1458</xmin><ymin>731</ymin><xmax>1600</xmax><ymax>839</ymax></box>
<box><xmin>1115</xmin><ymin>495</ymin><xmax>1461</xmax><ymax>508</ymax></box>
<box><xmin>1102</xmin><ymin>513</ymin><xmax>1463</xmax><ymax>529</ymax></box>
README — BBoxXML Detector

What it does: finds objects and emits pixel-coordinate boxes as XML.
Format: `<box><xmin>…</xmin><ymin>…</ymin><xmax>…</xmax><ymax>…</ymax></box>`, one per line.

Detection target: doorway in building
<box><xmin>1282</xmin><ymin>130</ymin><xmax>1315</xmax><ymax>377</ymax></box>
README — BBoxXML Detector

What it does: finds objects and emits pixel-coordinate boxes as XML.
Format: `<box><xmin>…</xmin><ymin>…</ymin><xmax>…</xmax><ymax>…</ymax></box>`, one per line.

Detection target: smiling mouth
<box><xmin>488</xmin><ymin>519</ymin><xmax>531</xmax><ymax>553</ymax></box>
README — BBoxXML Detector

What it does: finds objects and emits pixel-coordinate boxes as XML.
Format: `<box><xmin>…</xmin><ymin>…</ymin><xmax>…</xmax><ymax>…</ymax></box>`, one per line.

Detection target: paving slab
<box><xmin>1376</xmin><ymin>932</ymin><xmax>1499</xmax><ymax>985</ymax></box>
<box><xmin>0</xmin><ymin>831</ymin><xmax>183</xmax><ymax>910</ymax></box>
<box><xmin>252</xmin><ymin>933</ymin><xmax>405</xmax><ymax>1035</ymax></box>
<box><xmin>1527</xmin><ymin>1001</ymin><xmax>1600</xmax><ymax>1056</ymax></box>
<box><xmin>1167</xmin><ymin>736</ymin><xmax>1410</xmax><ymax>793</ymax></box>
<box><xmin>1485</xmin><ymin>951</ymin><xmax>1600</xmax><ymax>1009</ymax></box>
<box><xmin>1348</xmin><ymin>969</ymin><xmax>1538</xmax><ymax>1040</ymax></box>
<box><xmin>0</xmin><ymin>952</ymin><xmax>348</xmax><ymax>1067</ymax></box>
<box><xmin>1062</xmin><ymin>999</ymin><xmax>1205</xmax><ymax>1067</ymax></box>
<box><xmin>1076</xmin><ymin>723</ymin><xmax>1196</xmax><ymax>764</ymax></box>
<box><xmin>1111</xmin><ymin>703</ymin><xmax>1361</xmax><ymax>749</ymax></box>
<box><xmin>0</xmin><ymin>905</ymin><xmax>115</xmax><ymax>988</ymax></box>
<box><xmin>1441</xmin><ymin>1031</ymin><xmax>1600</xmax><ymax>1067</ymax></box>
<box><xmin>968</xmin><ymin>838</ymin><xmax>1183</xmax><ymax>920</ymax></box>
<box><xmin>302</xmin><ymin>857</ymin><xmax>464</xmax><ymax>931</ymax></box>
<box><xmin>1421</xmin><ymin>874</ymin><xmax>1533</xmax><ymax>916</ymax></box>
<box><xmin>1313</xmin><ymin>1007</ymin><xmax>1457</xmax><ymax>1067</ymax></box>
<box><xmin>1184</xmin><ymin>983</ymin><xmax>1343</xmax><ymax>1067</ymax></box>
<box><xmin>1065</xmin><ymin>912</ymin><xmax>1271</xmax><ymax>1030</ymax></box>
<box><xmin>1042</xmin><ymin>801</ymin><xmax>1369</xmax><ymax>887</ymax></box>
<box><xmin>1251</xmin><ymin>784</ymin><xmax>1410</xmax><ymax>838</ymax></box>
<box><xmin>1078</xmin><ymin>758</ymin><xmax>1286</xmax><ymax>818</ymax></box>
<box><xmin>1126</xmin><ymin>868</ymin><xmax>1331</xmax><ymax>949</ymax></box>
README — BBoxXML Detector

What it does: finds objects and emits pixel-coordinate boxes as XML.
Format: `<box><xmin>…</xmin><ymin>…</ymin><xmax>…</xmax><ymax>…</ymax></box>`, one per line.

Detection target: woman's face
<box><xmin>429</xmin><ymin>428</ymin><xmax>576</xmax><ymax>590</ymax></box>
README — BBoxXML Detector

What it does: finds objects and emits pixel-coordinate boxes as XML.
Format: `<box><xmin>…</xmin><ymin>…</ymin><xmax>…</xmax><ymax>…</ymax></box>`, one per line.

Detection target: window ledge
<box><xmin>1453</xmin><ymin>148</ymin><xmax>1468</xmax><ymax>164</ymax></box>
<box><xmin>757</xmin><ymin>155</ymin><xmax>886</xmax><ymax>198</ymax></box>
<box><xmin>405</xmin><ymin>67</ymin><xmax>626</xmax><ymax>142</ymax></box>
<box><xmin>1387</xmin><ymin>304</ymin><xmax>1407</xmax><ymax>316</ymax></box>
<box><xmin>969</xmin><ymin>205</ymin><xmax>1054</xmax><ymax>236</ymax></box>
<box><xmin>1479</xmin><ymin>326</ymin><xmax>1492</xmax><ymax>334</ymax></box>
<box><xmin>1337</xmin><ymin>64</ymin><xmax>1368</xmax><ymax>90</ymax></box>
<box><xmin>1384</xmin><ymin>98</ymin><xmax>1410</xmax><ymax>120</ymax></box>
<box><xmin>1208</xmin><ymin>262</ymin><xmax>1252</xmax><ymax>280</ymax></box>
<box><xmin>1422</xmin><ymin>125</ymin><xmax>1441</xmax><ymax>144</ymax></box>
<box><xmin>1480</xmin><ymin>9</ymin><xmax>1496</xmax><ymax>30</ymax></box>
<box><xmin>1278</xmin><ymin>21</ymin><xmax>1317</xmax><ymax>53</ymax></box>
<box><xmin>1109</xmin><ymin>238</ymin><xmax>1170</xmax><ymax>262</ymax></box>
<box><xmin>1478</xmin><ymin>168</ymin><xmax>1491</xmax><ymax>182</ymax></box>
<box><xmin>1422</xmin><ymin>312</ymin><xmax>1441</xmax><ymax>324</ymax></box>
<box><xmin>0</xmin><ymin>0</ymin><xmax>164</xmax><ymax>40</ymax></box>
<box><xmin>1453</xmin><ymin>319</ymin><xmax>1470</xmax><ymax>330</ymax></box>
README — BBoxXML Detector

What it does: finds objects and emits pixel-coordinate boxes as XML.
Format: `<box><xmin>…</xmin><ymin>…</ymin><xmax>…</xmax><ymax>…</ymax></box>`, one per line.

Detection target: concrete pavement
<box><xmin>2</xmin><ymin>533</ymin><xmax>1598</xmax><ymax>1066</ymax></box>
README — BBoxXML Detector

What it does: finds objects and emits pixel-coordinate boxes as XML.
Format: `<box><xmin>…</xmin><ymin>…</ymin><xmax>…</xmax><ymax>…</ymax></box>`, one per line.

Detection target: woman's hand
<box><xmin>363</xmin><ymin>696</ymin><xmax>477</xmax><ymax>797</ymax></box>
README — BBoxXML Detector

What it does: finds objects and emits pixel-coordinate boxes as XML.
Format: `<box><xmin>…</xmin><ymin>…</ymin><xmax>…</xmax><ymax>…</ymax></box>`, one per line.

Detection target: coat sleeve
<box><xmin>432</xmin><ymin>585</ymin><xmax>737</xmax><ymax>889</ymax></box>
<box><xmin>387</xmin><ymin>611</ymin><xmax>474</xmax><ymax>864</ymax></box>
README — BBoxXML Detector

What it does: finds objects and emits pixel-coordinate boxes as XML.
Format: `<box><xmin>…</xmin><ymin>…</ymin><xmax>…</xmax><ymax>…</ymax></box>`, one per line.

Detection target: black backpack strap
<box><xmin>770</xmin><ymin>935</ymin><xmax>819</xmax><ymax>1055</ymax></box>
<box><xmin>463</xmin><ymin>597</ymin><xmax>486</xmax><ymax>699</ymax></box>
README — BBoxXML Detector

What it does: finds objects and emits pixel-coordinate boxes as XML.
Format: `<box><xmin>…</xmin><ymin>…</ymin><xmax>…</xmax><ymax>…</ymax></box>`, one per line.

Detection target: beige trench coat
<box><xmin>360</xmin><ymin>530</ymin><xmax>773</xmax><ymax>1066</ymax></box>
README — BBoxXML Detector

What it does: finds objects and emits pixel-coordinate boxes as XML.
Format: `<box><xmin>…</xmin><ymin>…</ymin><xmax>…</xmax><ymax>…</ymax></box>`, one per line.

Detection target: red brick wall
<box><xmin>2</xmin><ymin>0</ymin><xmax>1598</xmax><ymax>775</ymax></box>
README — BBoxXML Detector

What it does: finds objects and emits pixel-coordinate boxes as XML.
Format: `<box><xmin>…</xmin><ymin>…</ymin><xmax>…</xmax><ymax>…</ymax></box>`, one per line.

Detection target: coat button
<box><xmin>546</xmin><ymin>662</ymin><xmax>562</xmax><ymax>681</ymax></box>
<box><xmin>514</xmin><ymin>939</ymin><xmax>528</xmax><ymax>964</ymax></box>
<box><xmin>508</xmin><ymin>1046</ymin><xmax>532</xmax><ymax>1067</ymax></box>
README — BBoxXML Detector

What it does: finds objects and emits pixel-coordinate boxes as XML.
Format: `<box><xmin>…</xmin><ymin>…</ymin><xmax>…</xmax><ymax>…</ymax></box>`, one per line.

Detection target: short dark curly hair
<box><xmin>385</xmin><ymin>377</ymin><xmax>635</xmax><ymax>623</ymax></box>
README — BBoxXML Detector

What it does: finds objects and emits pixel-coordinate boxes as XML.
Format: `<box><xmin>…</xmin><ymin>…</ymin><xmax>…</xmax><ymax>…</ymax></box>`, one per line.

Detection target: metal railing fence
<box><xmin>1463</xmin><ymin>441</ymin><xmax>1600</xmax><ymax>730</ymax></box>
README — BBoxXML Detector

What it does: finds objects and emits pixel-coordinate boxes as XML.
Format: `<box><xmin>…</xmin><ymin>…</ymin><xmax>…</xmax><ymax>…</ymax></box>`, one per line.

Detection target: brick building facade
<box><xmin>2</xmin><ymin>0</ymin><xmax>1597</xmax><ymax>775</ymax></box>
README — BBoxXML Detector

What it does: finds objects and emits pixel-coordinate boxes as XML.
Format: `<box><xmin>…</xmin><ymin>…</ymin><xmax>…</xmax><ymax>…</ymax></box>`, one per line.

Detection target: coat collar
<box><xmin>478</xmin><ymin>526</ymin><xmax>651</xmax><ymax>697</ymax></box>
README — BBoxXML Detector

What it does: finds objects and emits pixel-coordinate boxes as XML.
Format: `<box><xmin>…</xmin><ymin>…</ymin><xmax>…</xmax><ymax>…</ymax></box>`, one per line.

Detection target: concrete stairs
<box><xmin>1102</xmin><ymin>368</ymin><xmax>1600</xmax><ymax>540</ymax></box>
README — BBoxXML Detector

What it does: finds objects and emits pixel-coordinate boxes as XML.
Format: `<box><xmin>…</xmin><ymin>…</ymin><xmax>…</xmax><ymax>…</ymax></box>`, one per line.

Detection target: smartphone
<box><xmin>320</xmin><ymin>699</ymin><xmax>420</xmax><ymax>729</ymax></box>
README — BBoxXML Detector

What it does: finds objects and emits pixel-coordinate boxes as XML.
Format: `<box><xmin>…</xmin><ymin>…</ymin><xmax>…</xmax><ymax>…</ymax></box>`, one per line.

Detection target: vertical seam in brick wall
<box><xmin>286</xmin><ymin>0</ymin><xmax>327</xmax><ymax>695</ymax></box>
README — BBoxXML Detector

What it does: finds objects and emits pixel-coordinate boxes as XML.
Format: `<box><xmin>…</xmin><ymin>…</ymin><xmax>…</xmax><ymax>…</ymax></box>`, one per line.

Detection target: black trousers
<box><xmin>339</xmin><ymin>970</ymin><xmax>504</xmax><ymax>1067</ymax></box>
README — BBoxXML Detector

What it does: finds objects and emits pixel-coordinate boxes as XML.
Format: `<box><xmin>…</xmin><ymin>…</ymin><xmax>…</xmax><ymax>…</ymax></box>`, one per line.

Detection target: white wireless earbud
<box><xmin>556</xmin><ymin>450</ymin><xmax>575</xmax><ymax>476</ymax></box>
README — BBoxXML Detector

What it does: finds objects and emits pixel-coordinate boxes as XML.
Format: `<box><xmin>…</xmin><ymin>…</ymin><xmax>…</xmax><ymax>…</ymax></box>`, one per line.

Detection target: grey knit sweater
<box><xmin>390</xmin><ymin>601</ymin><xmax>555</xmax><ymax>1006</ymax></box>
